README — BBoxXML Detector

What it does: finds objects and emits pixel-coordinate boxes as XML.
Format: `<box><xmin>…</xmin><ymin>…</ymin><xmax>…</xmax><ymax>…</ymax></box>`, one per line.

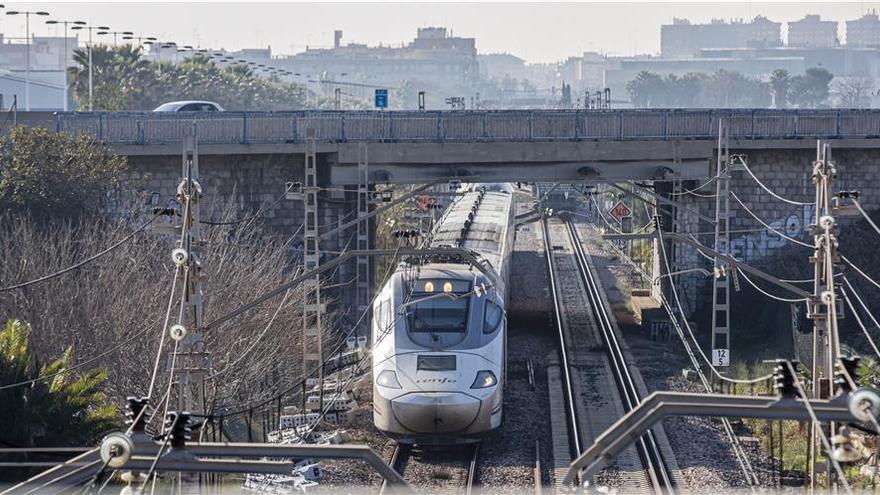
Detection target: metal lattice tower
<box><xmin>302</xmin><ymin>129</ymin><xmax>323</xmax><ymax>388</ymax></box>
<box><xmin>809</xmin><ymin>141</ymin><xmax>840</xmax><ymax>398</ymax></box>
<box><xmin>172</xmin><ymin>127</ymin><xmax>212</xmax><ymax>414</ymax></box>
<box><xmin>805</xmin><ymin>141</ymin><xmax>841</xmax><ymax>490</ymax></box>
<box><xmin>710</xmin><ymin>120</ymin><xmax>731</xmax><ymax>363</ymax></box>
<box><xmin>356</xmin><ymin>143</ymin><xmax>370</xmax><ymax>336</ymax></box>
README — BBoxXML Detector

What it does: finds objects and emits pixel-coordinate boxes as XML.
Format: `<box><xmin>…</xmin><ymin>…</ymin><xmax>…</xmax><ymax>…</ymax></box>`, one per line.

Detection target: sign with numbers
<box><xmin>609</xmin><ymin>201</ymin><xmax>632</xmax><ymax>224</ymax></box>
<box><xmin>712</xmin><ymin>348</ymin><xmax>730</xmax><ymax>367</ymax></box>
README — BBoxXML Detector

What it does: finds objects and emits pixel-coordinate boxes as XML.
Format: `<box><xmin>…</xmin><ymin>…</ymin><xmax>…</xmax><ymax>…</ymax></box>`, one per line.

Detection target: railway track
<box><xmin>543</xmin><ymin>216</ymin><xmax>677</xmax><ymax>494</ymax></box>
<box><xmin>382</xmin><ymin>442</ymin><xmax>480</xmax><ymax>494</ymax></box>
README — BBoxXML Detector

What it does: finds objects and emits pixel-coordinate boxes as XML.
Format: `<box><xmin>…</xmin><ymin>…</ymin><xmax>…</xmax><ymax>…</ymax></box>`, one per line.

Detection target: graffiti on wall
<box><xmin>728</xmin><ymin>205</ymin><xmax>814</xmax><ymax>261</ymax></box>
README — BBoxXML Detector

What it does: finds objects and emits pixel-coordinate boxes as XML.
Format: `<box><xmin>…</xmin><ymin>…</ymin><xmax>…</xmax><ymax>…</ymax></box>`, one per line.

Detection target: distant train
<box><xmin>371</xmin><ymin>184</ymin><xmax>515</xmax><ymax>444</ymax></box>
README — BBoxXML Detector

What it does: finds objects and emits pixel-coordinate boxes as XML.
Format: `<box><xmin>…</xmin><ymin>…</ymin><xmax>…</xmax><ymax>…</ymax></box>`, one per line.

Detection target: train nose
<box><xmin>390</xmin><ymin>392</ymin><xmax>481</xmax><ymax>434</ymax></box>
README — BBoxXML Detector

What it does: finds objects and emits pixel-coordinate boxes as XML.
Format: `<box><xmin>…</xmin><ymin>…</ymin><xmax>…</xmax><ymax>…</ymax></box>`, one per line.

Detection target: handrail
<box><xmin>54</xmin><ymin>109</ymin><xmax>880</xmax><ymax>145</ymax></box>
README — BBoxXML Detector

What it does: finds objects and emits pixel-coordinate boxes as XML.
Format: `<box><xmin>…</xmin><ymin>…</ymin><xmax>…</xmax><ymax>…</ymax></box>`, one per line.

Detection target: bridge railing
<box><xmin>54</xmin><ymin>109</ymin><xmax>880</xmax><ymax>145</ymax></box>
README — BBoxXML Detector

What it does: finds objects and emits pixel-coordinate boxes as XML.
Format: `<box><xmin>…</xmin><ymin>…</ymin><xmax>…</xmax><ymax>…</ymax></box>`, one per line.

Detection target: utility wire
<box><xmin>0</xmin><ymin>314</ymin><xmax>162</xmax><ymax>390</ymax></box>
<box><xmin>204</xmin><ymin>238</ymin><xmax>407</xmax><ymax>419</ymax></box>
<box><xmin>207</xmin><ymin>288</ymin><xmax>292</xmax><ymax>380</ymax></box>
<box><xmin>737</xmin><ymin>268</ymin><xmax>808</xmax><ymax>303</ymax></box>
<box><xmin>644</xmin><ymin>226</ymin><xmax>761</xmax><ymax>486</ymax></box>
<box><xmin>199</xmin><ymin>183</ymin><xmax>294</xmax><ymax>226</ymax></box>
<box><xmin>730</xmin><ymin>191</ymin><xmax>812</xmax><ymax>248</ymax></box>
<box><xmin>670</xmin><ymin>176</ymin><xmax>717</xmax><ymax>196</ymax></box>
<box><xmin>145</xmin><ymin>266</ymin><xmax>181</xmax><ymax>400</ymax></box>
<box><xmin>657</xmin><ymin>227</ymin><xmax>773</xmax><ymax>384</ymax></box>
<box><xmin>731</xmin><ymin>190</ymin><xmax>880</xmax><ymax>292</ymax></box>
<box><xmin>853</xmin><ymin>199</ymin><xmax>880</xmax><ymax>237</ymax></box>
<box><xmin>0</xmin><ymin>213</ymin><xmax>161</xmax><ymax>293</ymax></box>
<box><xmin>784</xmin><ymin>360</ymin><xmax>853</xmax><ymax>494</ymax></box>
<box><xmin>840</xmin><ymin>286</ymin><xmax>880</xmax><ymax>360</ymax></box>
<box><xmin>734</xmin><ymin>155</ymin><xmax>813</xmax><ymax>206</ymax></box>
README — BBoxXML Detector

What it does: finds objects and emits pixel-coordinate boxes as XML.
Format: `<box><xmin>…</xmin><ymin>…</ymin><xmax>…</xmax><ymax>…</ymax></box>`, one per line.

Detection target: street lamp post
<box><xmin>70</xmin><ymin>24</ymin><xmax>109</xmax><ymax>111</ymax></box>
<box><xmin>7</xmin><ymin>10</ymin><xmax>50</xmax><ymax>111</ymax></box>
<box><xmin>46</xmin><ymin>19</ymin><xmax>85</xmax><ymax>111</ymax></box>
<box><xmin>104</xmin><ymin>30</ymin><xmax>133</xmax><ymax>46</ymax></box>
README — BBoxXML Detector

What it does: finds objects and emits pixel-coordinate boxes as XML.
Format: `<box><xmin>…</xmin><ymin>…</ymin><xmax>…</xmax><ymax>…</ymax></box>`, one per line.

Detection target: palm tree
<box><xmin>0</xmin><ymin>319</ymin><xmax>117</xmax><ymax>481</ymax></box>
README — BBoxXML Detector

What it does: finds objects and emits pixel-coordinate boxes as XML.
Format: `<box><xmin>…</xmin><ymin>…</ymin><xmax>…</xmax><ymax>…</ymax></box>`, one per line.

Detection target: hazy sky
<box><xmin>6</xmin><ymin>1</ymin><xmax>880</xmax><ymax>63</ymax></box>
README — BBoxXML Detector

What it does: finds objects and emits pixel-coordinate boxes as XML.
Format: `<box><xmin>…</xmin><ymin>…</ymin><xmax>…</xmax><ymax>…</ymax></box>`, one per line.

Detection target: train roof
<box><xmin>429</xmin><ymin>188</ymin><xmax>513</xmax><ymax>271</ymax></box>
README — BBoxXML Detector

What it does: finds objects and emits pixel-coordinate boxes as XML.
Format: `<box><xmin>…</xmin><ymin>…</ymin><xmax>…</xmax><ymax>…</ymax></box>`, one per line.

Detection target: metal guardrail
<box><xmin>54</xmin><ymin>109</ymin><xmax>880</xmax><ymax>145</ymax></box>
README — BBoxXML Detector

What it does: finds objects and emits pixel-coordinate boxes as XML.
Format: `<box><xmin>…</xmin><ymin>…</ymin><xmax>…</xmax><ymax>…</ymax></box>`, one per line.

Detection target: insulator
<box><xmin>152</xmin><ymin>207</ymin><xmax>177</xmax><ymax>217</ymax></box>
<box><xmin>169</xmin><ymin>324</ymin><xmax>187</xmax><ymax>342</ymax></box>
<box><xmin>831</xmin><ymin>426</ymin><xmax>862</xmax><ymax>463</ymax></box>
<box><xmin>164</xmin><ymin>411</ymin><xmax>192</xmax><ymax>449</ymax></box>
<box><xmin>171</xmin><ymin>248</ymin><xmax>188</xmax><ymax>266</ymax></box>
<box><xmin>773</xmin><ymin>359</ymin><xmax>799</xmax><ymax>399</ymax></box>
<box><xmin>835</xmin><ymin>356</ymin><xmax>861</xmax><ymax>394</ymax></box>
<box><xmin>124</xmin><ymin>396</ymin><xmax>151</xmax><ymax>433</ymax></box>
<box><xmin>100</xmin><ymin>432</ymin><xmax>134</xmax><ymax>468</ymax></box>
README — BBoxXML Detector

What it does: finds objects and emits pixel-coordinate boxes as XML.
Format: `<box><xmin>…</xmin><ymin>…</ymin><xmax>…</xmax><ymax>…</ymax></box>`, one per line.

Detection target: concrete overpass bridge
<box><xmin>54</xmin><ymin>109</ymin><xmax>880</xmax><ymax>185</ymax></box>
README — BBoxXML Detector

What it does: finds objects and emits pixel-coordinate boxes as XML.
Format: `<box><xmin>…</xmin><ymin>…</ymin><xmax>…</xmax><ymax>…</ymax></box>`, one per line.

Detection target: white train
<box><xmin>372</xmin><ymin>184</ymin><xmax>515</xmax><ymax>444</ymax></box>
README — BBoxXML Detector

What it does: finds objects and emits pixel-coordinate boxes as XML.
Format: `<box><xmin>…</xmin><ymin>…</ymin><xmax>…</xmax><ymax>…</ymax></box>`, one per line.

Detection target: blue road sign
<box><xmin>374</xmin><ymin>89</ymin><xmax>388</xmax><ymax>109</ymax></box>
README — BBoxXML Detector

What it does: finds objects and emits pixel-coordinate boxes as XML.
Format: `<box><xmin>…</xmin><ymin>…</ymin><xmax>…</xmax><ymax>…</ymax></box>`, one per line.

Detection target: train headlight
<box><xmin>376</xmin><ymin>370</ymin><xmax>402</xmax><ymax>389</ymax></box>
<box><xmin>471</xmin><ymin>370</ymin><xmax>497</xmax><ymax>389</ymax></box>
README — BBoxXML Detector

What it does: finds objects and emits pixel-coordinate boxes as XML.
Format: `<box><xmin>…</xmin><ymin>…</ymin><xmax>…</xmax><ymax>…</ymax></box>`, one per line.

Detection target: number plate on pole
<box><xmin>712</xmin><ymin>348</ymin><xmax>730</xmax><ymax>367</ymax></box>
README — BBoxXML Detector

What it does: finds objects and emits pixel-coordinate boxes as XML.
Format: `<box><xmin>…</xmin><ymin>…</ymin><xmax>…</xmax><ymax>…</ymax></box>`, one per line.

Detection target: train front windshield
<box><xmin>406</xmin><ymin>279</ymin><xmax>471</xmax><ymax>334</ymax></box>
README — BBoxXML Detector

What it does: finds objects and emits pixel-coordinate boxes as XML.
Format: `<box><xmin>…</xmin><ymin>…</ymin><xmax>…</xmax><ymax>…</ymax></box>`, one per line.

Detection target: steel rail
<box><xmin>541</xmin><ymin>217</ymin><xmax>583</xmax><ymax>461</ymax></box>
<box><xmin>465</xmin><ymin>443</ymin><xmax>480</xmax><ymax>495</ymax></box>
<box><xmin>380</xmin><ymin>443</ymin><xmax>411</xmax><ymax>495</ymax></box>
<box><xmin>565</xmin><ymin>219</ymin><xmax>674</xmax><ymax>494</ymax></box>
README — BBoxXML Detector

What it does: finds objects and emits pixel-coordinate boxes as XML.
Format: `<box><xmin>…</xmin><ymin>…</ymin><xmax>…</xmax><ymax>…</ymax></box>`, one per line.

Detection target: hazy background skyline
<box><xmin>7</xmin><ymin>2</ymin><xmax>880</xmax><ymax>63</ymax></box>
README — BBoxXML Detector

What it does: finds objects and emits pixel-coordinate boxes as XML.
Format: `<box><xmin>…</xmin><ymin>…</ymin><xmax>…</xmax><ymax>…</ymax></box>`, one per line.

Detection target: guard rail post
<box><xmin>573</xmin><ymin>110</ymin><xmax>579</xmax><ymax>141</ymax></box>
<box><xmin>241</xmin><ymin>113</ymin><xmax>248</xmax><ymax>144</ymax></box>
<box><xmin>388</xmin><ymin>112</ymin><xmax>394</xmax><ymax>142</ymax></box>
<box><xmin>836</xmin><ymin>109</ymin><xmax>842</xmax><ymax>138</ymax></box>
<box><xmin>751</xmin><ymin>110</ymin><xmax>757</xmax><ymax>139</ymax></box>
<box><xmin>437</xmin><ymin>112</ymin><xmax>443</xmax><ymax>142</ymax></box>
<box><xmin>292</xmin><ymin>114</ymin><xmax>298</xmax><ymax>143</ymax></box>
<box><xmin>528</xmin><ymin>111</ymin><xmax>534</xmax><ymax>140</ymax></box>
<box><xmin>341</xmin><ymin>113</ymin><xmax>346</xmax><ymax>142</ymax></box>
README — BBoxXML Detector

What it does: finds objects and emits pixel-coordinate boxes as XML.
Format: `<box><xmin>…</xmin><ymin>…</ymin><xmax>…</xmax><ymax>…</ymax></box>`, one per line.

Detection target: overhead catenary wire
<box><xmin>203</xmin><ymin>237</ymin><xmax>407</xmax><ymax>420</ymax></box>
<box><xmin>0</xmin><ymin>213</ymin><xmax>161</xmax><ymax>293</ymax></box>
<box><xmin>736</xmin><ymin>267</ymin><xmax>809</xmax><ymax>303</ymax></box>
<box><xmin>638</xmin><ymin>224</ymin><xmax>761</xmax><ymax>487</ymax></box>
<box><xmin>853</xmin><ymin>199</ymin><xmax>880</xmax><ymax>237</ymax></box>
<box><xmin>731</xmin><ymin>190</ymin><xmax>880</xmax><ymax>292</ymax></box>
<box><xmin>199</xmin><ymin>182</ymin><xmax>294</xmax><ymax>226</ymax></box>
<box><xmin>783</xmin><ymin>360</ymin><xmax>853</xmax><ymax>494</ymax></box>
<box><xmin>669</xmin><ymin>176</ymin><xmax>717</xmax><ymax>197</ymax></box>
<box><xmin>840</xmin><ymin>285</ymin><xmax>880</xmax><ymax>360</ymax></box>
<box><xmin>657</xmin><ymin>227</ymin><xmax>773</xmax><ymax>385</ymax></box>
<box><xmin>734</xmin><ymin>155</ymin><xmax>813</xmax><ymax>206</ymax></box>
<box><xmin>0</xmin><ymin>314</ymin><xmax>163</xmax><ymax>390</ymax></box>
<box><xmin>730</xmin><ymin>191</ymin><xmax>812</xmax><ymax>248</ymax></box>
<box><xmin>145</xmin><ymin>265</ymin><xmax>182</xmax><ymax>400</ymax></box>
